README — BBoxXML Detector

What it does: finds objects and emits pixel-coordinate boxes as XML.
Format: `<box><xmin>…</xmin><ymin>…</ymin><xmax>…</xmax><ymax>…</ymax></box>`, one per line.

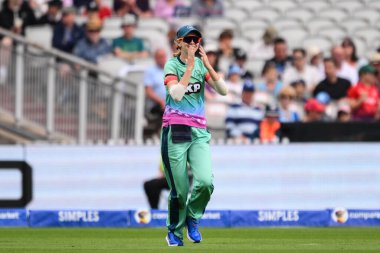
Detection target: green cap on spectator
<box><xmin>176</xmin><ymin>25</ymin><xmax>202</xmax><ymax>39</ymax></box>
<box><xmin>359</xmin><ymin>64</ymin><xmax>377</xmax><ymax>75</ymax></box>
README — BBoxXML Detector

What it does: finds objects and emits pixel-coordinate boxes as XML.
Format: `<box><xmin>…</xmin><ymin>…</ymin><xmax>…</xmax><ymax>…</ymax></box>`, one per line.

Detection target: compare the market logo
<box><xmin>332</xmin><ymin>208</ymin><xmax>348</xmax><ymax>223</ymax></box>
<box><xmin>134</xmin><ymin>210</ymin><xmax>151</xmax><ymax>224</ymax></box>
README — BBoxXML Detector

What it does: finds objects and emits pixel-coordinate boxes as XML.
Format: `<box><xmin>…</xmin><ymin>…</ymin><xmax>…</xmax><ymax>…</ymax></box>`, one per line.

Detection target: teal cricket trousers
<box><xmin>161</xmin><ymin>125</ymin><xmax>214</xmax><ymax>240</ymax></box>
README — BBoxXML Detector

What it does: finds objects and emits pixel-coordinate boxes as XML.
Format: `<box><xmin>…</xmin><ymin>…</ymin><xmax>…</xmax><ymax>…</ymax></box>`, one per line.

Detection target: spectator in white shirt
<box><xmin>249</xmin><ymin>26</ymin><xmax>277</xmax><ymax>60</ymax></box>
<box><xmin>331</xmin><ymin>45</ymin><xmax>358</xmax><ymax>85</ymax></box>
<box><xmin>282</xmin><ymin>48</ymin><xmax>322</xmax><ymax>93</ymax></box>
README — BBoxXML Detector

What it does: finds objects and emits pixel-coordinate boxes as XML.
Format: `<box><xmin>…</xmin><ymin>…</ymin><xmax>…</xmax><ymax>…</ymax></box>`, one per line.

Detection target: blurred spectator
<box><xmin>263</xmin><ymin>37</ymin><xmax>291</xmax><ymax>78</ymax></box>
<box><xmin>308</xmin><ymin>46</ymin><xmax>324</xmax><ymax>78</ymax></box>
<box><xmin>73</xmin><ymin>17</ymin><xmax>112</xmax><ymax>64</ymax></box>
<box><xmin>52</xmin><ymin>7</ymin><xmax>84</xmax><ymax>54</ymax></box>
<box><xmin>313</xmin><ymin>58</ymin><xmax>351</xmax><ymax>100</ymax></box>
<box><xmin>225</xmin><ymin>64</ymin><xmax>244</xmax><ymax>104</ymax></box>
<box><xmin>154</xmin><ymin>0</ymin><xmax>186</xmax><ymax>22</ymax></box>
<box><xmin>256</xmin><ymin>62</ymin><xmax>282</xmax><ymax>99</ymax></box>
<box><xmin>114</xmin><ymin>0</ymin><xmax>152</xmax><ymax>18</ymax></box>
<box><xmin>73</xmin><ymin>0</ymin><xmax>91</xmax><ymax>10</ymax></box>
<box><xmin>348</xmin><ymin>65</ymin><xmax>380</xmax><ymax>121</ymax></box>
<box><xmin>303</xmin><ymin>98</ymin><xmax>325</xmax><ymax>122</ymax></box>
<box><xmin>216</xmin><ymin>29</ymin><xmax>240</xmax><ymax>75</ymax></box>
<box><xmin>277</xmin><ymin>86</ymin><xmax>300</xmax><ymax>123</ymax></box>
<box><xmin>85</xmin><ymin>0</ymin><xmax>112</xmax><ymax>20</ymax></box>
<box><xmin>144</xmin><ymin>48</ymin><xmax>167</xmax><ymax>138</ymax></box>
<box><xmin>249</xmin><ymin>26</ymin><xmax>277</xmax><ymax>60</ymax></box>
<box><xmin>331</xmin><ymin>45</ymin><xmax>358</xmax><ymax>85</ymax></box>
<box><xmin>369</xmin><ymin>51</ymin><xmax>380</xmax><ymax>86</ymax></box>
<box><xmin>204</xmin><ymin>43</ymin><xmax>223</xmax><ymax>101</ymax></box>
<box><xmin>191</xmin><ymin>0</ymin><xmax>223</xmax><ymax>18</ymax></box>
<box><xmin>225</xmin><ymin>81</ymin><xmax>264</xmax><ymax>142</ymax></box>
<box><xmin>315</xmin><ymin>91</ymin><xmax>336</xmax><ymax>121</ymax></box>
<box><xmin>257</xmin><ymin>105</ymin><xmax>281</xmax><ymax>144</ymax></box>
<box><xmin>0</xmin><ymin>0</ymin><xmax>37</xmax><ymax>35</ymax></box>
<box><xmin>204</xmin><ymin>43</ymin><xmax>220</xmax><ymax>73</ymax></box>
<box><xmin>112</xmin><ymin>14</ymin><xmax>149</xmax><ymax>62</ymax></box>
<box><xmin>341</xmin><ymin>37</ymin><xmax>367</xmax><ymax>71</ymax></box>
<box><xmin>234</xmin><ymin>49</ymin><xmax>254</xmax><ymax>81</ymax></box>
<box><xmin>336</xmin><ymin>103</ymin><xmax>351</xmax><ymax>122</ymax></box>
<box><xmin>167</xmin><ymin>25</ymin><xmax>178</xmax><ymax>53</ymax></box>
<box><xmin>35</xmin><ymin>0</ymin><xmax>63</xmax><ymax>27</ymax></box>
<box><xmin>0</xmin><ymin>37</ymin><xmax>12</xmax><ymax>85</ymax></box>
<box><xmin>283</xmin><ymin>48</ymin><xmax>321</xmax><ymax>92</ymax></box>
<box><xmin>290</xmin><ymin>79</ymin><xmax>307</xmax><ymax>119</ymax></box>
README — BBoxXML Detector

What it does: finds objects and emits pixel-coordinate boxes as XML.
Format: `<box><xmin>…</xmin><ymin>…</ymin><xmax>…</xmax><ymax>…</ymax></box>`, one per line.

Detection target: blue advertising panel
<box><xmin>329</xmin><ymin>208</ymin><xmax>380</xmax><ymax>226</ymax></box>
<box><xmin>129</xmin><ymin>210</ymin><xmax>231</xmax><ymax>227</ymax></box>
<box><xmin>230</xmin><ymin>210</ymin><xmax>329</xmax><ymax>227</ymax></box>
<box><xmin>29</xmin><ymin>210</ymin><xmax>129</xmax><ymax>227</ymax></box>
<box><xmin>0</xmin><ymin>209</ymin><xmax>27</xmax><ymax>227</ymax></box>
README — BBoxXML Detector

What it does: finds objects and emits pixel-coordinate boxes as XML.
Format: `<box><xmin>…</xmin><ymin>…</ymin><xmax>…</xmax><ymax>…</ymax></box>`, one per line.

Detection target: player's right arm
<box><xmin>165</xmin><ymin>44</ymin><xmax>197</xmax><ymax>102</ymax></box>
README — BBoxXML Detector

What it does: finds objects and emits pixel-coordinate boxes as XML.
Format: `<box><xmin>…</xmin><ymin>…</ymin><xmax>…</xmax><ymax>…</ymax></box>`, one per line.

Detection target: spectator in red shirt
<box><xmin>348</xmin><ymin>65</ymin><xmax>380</xmax><ymax>121</ymax></box>
<box><xmin>85</xmin><ymin>0</ymin><xmax>112</xmax><ymax>21</ymax></box>
<box><xmin>303</xmin><ymin>98</ymin><xmax>326</xmax><ymax>122</ymax></box>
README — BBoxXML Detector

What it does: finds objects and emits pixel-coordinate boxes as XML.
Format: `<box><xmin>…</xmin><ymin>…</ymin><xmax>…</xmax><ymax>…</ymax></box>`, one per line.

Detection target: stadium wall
<box><xmin>1</xmin><ymin>208</ymin><xmax>380</xmax><ymax>227</ymax></box>
<box><xmin>0</xmin><ymin>144</ymin><xmax>379</xmax><ymax>210</ymax></box>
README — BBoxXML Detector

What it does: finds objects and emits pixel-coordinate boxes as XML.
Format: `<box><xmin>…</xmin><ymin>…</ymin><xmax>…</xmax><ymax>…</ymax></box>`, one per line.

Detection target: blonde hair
<box><xmin>278</xmin><ymin>86</ymin><xmax>296</xmax><ymax>98</ymax></box>
<box><xmin>173</xmin><ymin>38</ymin><xmax>182</xmax><ymax>57</ymax></box>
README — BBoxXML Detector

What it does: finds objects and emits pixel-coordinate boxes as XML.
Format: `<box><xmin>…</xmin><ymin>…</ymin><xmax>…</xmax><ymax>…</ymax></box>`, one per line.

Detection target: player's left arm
<box><xmin>199</xmin><ymin>45</ymin><xmax>228</xmax><ymax>96</ymax></box>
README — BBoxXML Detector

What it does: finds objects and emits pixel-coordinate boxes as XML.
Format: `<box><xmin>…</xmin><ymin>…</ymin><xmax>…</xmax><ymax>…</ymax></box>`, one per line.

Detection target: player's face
<box><xmin>181</xmin><ymin>33</ymin><xmax>201</xmax><ymax>49</ymax></box>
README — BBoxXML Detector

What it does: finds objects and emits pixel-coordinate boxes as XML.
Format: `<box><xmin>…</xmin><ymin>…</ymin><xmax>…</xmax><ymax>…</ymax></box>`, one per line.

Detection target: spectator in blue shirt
<box><xmin>191</xmin><ymin>0</ymin><xmax>223</xmax><ymax>18</ymax></box>
<box><xmin>52</xmin><ymin>7</ymin><xmax>84</xmax><ymax>54</ymax></box>
<box><xmin>73</xmin><ymin>17</ymin><xmax>112</xmax><ymax>64</ymax></box>
<box><xmin>225</xmin><ymin>81</ymin><xmax>265</xmax><ymax>142</ymax></box>
<box><xmin>277</xmin><ymin>86</ymin><xmax>300</xmax><ymax>123</ymax></box>
<box><xmin>144</xmin><ymin>48</ymin><xmax>167</xmax><ymax>138</ymax></box>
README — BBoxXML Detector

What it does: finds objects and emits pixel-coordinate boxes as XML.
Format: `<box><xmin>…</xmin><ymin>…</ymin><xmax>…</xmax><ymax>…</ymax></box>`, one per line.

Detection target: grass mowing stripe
<box><xmin>0</xmin><ymin>228</ymin><xmax>379</xmax><ymax>253</ymax></box>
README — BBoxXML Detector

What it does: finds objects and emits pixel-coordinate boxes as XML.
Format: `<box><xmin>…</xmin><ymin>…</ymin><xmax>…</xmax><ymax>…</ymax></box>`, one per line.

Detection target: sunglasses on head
<box><xmin>183</xmin><ymin>36</ymin><xmax>201</xmax><ymax>44</ymax></box>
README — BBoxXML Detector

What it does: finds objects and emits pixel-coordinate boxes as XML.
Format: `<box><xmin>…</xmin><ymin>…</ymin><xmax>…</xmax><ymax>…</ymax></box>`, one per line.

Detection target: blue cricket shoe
<box><xmin>186</xmin><ymin>217</ymin><xmax>202</xmax><ymax>243</ymax></box>
<box><xmin>166</xmin><ymin>232</ymin><xmax>184</xmax><ymax>246</ymax></box>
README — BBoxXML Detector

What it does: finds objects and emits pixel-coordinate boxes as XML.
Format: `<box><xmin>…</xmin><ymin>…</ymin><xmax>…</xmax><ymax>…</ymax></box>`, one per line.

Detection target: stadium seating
<box><xmin>317</xmin><ymin>7</ymin><xmax>348</xmax><ymax>23</ymax></box>
<box><xmin>300</xmin><ymin>0</ymin><xmax>330</xmax><ymax>12</ymax></box>
<box><xmin>284</xmin><ymin>7</ymin><xmax>314</xmax><ymax>24</ymax></box>
<box><xmin>250</xmin><ymin>7</ymin><xmax>280</xmax><ymax>22</ymax></box>
<box><xmin>317</xmin><ymin>26</ymin><xmax>347</xmax><ymax>43</ymax></box>
<box><xmin>335</xmin><ymin>0</ymin><xmax>365</xmax><ymax>13</ymax></box>
<box><xmin>25</xmin><ymin>25</ymin><xmax>53</xmax><ymax>49</ymax></box>
<box><xmin>339</xmin><ymin>17</ymin><xmax>369</xmax><ymax>35</ymax></box>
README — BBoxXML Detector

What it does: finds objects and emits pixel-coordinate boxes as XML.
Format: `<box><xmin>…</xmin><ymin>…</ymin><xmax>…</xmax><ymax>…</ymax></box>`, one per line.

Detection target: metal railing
<box><xmin>0</xmin><ymin>27</ymin><xmax>144</xmax><ymax>144</ymax></box>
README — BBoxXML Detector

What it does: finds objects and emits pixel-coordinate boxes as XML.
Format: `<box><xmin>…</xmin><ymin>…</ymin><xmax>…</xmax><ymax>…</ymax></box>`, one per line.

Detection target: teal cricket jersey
<box><xmin>162</xmin><ymin>56</ymin><xmax>209</xmax><ymax>128</ymax></box>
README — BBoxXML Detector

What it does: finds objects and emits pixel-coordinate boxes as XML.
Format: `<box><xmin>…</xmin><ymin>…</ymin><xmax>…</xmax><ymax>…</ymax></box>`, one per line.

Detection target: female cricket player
<box><xmin>161</xmin><ymin>25</ymin><xmax>228</xmax><ymax>246</ymax></box>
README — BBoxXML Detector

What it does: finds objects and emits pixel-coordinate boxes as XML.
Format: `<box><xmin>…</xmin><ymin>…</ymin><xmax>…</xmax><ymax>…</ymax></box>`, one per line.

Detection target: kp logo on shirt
<box><xmin>186</xmin><ymin>82</ymin><xmax>202</xmax><ymax>94</ymax></box>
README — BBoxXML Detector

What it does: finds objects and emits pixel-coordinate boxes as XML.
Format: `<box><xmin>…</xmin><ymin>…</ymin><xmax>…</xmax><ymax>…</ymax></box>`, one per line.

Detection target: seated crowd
<box><xmin>0</xmin><ymin>0</ymin><xmax>379</xmax><ymax>143</ymax></box>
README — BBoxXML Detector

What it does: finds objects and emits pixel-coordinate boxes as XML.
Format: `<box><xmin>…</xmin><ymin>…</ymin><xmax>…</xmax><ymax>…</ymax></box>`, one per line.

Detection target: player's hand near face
<box><xmin>186</xmin><ymin>43</ymin><xmax>197</xmax><ymax>69</ymax></box>
<box><xmin>199</xmin><ymin>45</ymin><xmax>211</xmax><ymax>70</ymax></box>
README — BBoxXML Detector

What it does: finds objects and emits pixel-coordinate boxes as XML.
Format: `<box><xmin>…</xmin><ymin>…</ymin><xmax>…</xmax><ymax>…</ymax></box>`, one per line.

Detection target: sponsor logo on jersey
<box><xmin>186</xmin><ymin>82</ymin><xmax>201</xmax><ymax>94</ymax></box>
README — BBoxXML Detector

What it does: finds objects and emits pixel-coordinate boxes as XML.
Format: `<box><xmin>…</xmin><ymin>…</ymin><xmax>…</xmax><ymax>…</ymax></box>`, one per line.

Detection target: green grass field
<box><xmin>0</xmin><ymin>227</ymin><xmax>379</xmax><ymax>253</ymax></box>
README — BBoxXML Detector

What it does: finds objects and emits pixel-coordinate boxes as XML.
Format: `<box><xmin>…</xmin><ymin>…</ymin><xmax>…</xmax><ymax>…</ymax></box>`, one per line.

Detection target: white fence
<box><xmin>0</xmin><ymin>28</ymin><xmax>144</xmax><ymax>144</ymax></box>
